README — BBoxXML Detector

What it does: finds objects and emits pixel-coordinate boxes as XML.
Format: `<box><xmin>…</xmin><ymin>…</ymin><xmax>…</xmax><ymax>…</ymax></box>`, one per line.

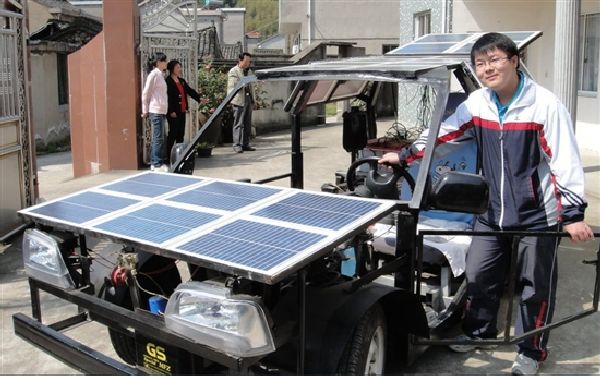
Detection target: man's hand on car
<box><xmin>564</xmin><ymin>221</ymin><xmax>595</xmax><ymax>242</ymax></box>
<box><xmin>378</xmin><ymin>147</ymin><xmax>412</xmax><ymax>166</ymax></box>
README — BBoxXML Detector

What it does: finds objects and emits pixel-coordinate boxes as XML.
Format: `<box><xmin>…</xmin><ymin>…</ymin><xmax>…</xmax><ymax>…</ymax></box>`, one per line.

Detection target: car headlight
<box><xmin>22</xmin><ymin>229</ymin><xmax>75</xmax><ymax>289</ymax></box>
<box><xmin>164</xmin><ymin>282</ymin><xmax>275</xmax><ymax>357</ymax></box>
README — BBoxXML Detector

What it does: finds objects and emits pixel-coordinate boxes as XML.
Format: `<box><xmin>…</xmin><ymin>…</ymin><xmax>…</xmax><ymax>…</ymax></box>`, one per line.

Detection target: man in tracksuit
<box><xmin>380</xmin><ymin>32</ymin><xmax>594</xmax><ymax>374</ymax></box>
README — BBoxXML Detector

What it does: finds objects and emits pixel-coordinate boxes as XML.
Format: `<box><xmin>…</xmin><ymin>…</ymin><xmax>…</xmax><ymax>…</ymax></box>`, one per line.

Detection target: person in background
<box><xmin>379</xmin><ymin>32</ymin><xmax>594</xmax><ymax>375</ymax></box>
<box><xmin>227</xmin><ymin>52</ymin><xmax>256</xmax><ymax>153</ymax></box>
<box><xmin>142</xmin><ymin>52</ymin><xmax>168</xmax><ymax>172</ymax></box>
<box><xmin>165</xmin><ymin>60</ymin><xmax>201</xmax><ymax>156</ymax></box>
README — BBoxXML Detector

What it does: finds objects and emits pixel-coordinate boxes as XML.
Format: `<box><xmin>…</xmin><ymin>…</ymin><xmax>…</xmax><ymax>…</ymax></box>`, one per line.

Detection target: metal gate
<box><xmin>139</xmin><ymin>0</ymin><xmax>200</xmax><ymax>164</ymax></box>
<box><xmin>0</xmin><ymin>5</ymin><xmax>33</xmax><ymax>239</ymax></box>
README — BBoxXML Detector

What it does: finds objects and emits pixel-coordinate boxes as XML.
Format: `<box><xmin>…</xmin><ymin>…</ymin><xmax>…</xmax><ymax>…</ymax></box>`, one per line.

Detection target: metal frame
<box><xmin>413</xmin><ymin>230</ymin><xmax>600</xmax><ymax>346</ymax></box>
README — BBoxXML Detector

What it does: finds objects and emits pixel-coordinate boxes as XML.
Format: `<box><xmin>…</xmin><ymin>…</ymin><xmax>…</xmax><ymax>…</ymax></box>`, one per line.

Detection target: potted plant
<box><xmin>195</xmin><ymin>141</ymin><xmax>215</xmax><ymax>158</ymax></box>
<box><xmin>197</xmin><ymin>62</ymin><xmax>229</xmax><ymax>145</ymax></box>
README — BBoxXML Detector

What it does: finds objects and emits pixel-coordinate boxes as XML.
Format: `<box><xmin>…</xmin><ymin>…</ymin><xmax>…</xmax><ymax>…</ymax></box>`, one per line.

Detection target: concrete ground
<box><xmin>1</xmin><ymin>118</ymin><xmax>599</xmax><ymax>374</ymax></box>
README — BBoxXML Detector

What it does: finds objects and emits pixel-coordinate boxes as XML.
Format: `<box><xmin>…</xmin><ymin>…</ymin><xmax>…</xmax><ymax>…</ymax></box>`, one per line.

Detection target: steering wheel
<box><xmin>345</xmin><ymin>156</ymin><xmax>415</xmax><ymax>199</ymax></box>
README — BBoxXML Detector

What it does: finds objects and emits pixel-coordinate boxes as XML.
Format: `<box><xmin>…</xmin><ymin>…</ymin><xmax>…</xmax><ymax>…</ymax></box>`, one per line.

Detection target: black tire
<box><xmin>108</xmin><ymin>327</ymin><xmax>137</xmax><ymax>365</ymax></box>
<box><xmin>338</xmin><ymin>303</ymin><xmax>387</xmax><ymax>375</ymax></box>
<box><xmin>105</xmin><ymin>255</ymin><xmax>182</xmax><ymax>365</ymax></box>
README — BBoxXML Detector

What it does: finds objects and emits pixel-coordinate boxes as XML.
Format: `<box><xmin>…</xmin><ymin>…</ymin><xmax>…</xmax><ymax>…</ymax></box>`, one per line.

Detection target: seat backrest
<box><xmin>400</xmin><ymin>118</ymin><xmax>478</xmax><ymax>224</ymax></box>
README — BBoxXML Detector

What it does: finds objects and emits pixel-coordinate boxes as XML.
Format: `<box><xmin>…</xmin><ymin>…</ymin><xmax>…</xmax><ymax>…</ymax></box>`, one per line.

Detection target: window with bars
<box><xmin>0</xmin><ymin>14</ymin><xmax>19</xmax><ymax>120</ymax></box>
<box><xmin>414</xmin><ymin>11</ymin><xmax>431</xmax><ymax>40</ymax></box>
<box><xmin>579</xmin><ymin>13</ymin><xmax>599</xmax><ymax>93</ymax></box>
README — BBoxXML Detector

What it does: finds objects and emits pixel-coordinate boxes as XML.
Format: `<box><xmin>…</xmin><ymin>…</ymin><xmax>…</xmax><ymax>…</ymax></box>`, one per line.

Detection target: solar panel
<box><xmin>101</xmin><ymin>173</ymin><xmax>203</xmax><ymax>197</ymax></box>
<box><xmin>179</xmin><ymin>220</ymin><xmax>326</xmax><ymax>272</ymax></box>
<box><xmin>95</xmin><ymin>204</ymin><xmax>221</xmax><ymax>244</ymax></box>
<box><xmin>388</xmin><ymin>31</ymin><xmax>542</xmax><ymax>56</ymax></box>
<box><xmin>20</xmin><ymin>172</ymin><xmax>395</xmax><ymax>283</ymax></box>
<box><xmin>168</xmin><ymin>181</ymin><xmax>281</xmax><ymax>211</ymax></box>
<box><xmin>28</xmin><ymin>191</ymin><xmax>140</xmax><ymax>224</ymax></box>
<box><xmin>252</xmin><ymin>192</ymin><xmax>381</xmax><ymax>231</ymax></box>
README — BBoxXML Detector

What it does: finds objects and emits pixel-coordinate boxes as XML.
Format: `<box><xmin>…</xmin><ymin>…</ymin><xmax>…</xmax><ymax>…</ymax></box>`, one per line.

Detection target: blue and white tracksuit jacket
<box><xmin>407</xmin><ymin>75</ymin><xmax>587</xmax><ymax>229</ymax></box>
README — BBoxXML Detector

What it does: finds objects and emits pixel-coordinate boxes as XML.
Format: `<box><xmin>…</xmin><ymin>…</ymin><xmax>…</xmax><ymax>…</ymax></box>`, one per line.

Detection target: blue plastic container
<box><xmin>148</xmin><ymin>296</ymin><xmax>167</xmax><ymax>315</ymax></box>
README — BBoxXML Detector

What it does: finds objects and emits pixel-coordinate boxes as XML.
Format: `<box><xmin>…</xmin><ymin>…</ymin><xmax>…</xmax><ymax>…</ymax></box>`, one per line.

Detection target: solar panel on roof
<box><xmin>388</xmin><ymin>31</ymin><xmax>542</xmax><ymax>56</ymax></box>
<box><xmin>20</xmin><ymin>172</ymin><xmax>395</xmax><ymax>283</ymax></box>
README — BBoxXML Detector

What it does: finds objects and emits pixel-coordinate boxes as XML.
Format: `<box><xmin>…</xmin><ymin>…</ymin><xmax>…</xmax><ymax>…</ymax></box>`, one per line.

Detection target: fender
<box><xmin>267</xmin><ymin>281</ymin><xmax>428</xmax><ymax>373</ymax></box>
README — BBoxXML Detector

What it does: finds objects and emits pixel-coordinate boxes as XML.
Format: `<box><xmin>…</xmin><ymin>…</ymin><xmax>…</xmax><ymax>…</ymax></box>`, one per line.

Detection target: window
<box><xmin>382</xmin><ymin>44</ymin><xmax>398</xmax><ymax>54</ymax></box>
<box><xmin>414</xmin><ymin>11</ymin><xmax>431</xmax><ymax>40</ymax></box>
<box><xmin>579</xmin><ymin>13</ymin><xmax>599</xmax><ymax>93</ymax></box>
<box><xmin>57</xmin><ymin>54</ymin><xmax>69</xmax><ymax>105</ymax></box>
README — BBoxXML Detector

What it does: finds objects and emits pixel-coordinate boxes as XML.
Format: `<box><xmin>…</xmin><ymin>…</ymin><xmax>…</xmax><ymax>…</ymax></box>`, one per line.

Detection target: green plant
<box><xmin>197</xmin><ymin>62</ymin><xmax>228</xmax><ymax>114</ymax></box>
<box><xmin>196</xmin><ymin>141</ymin><xmax>214</xmax><ymax>150</ymax></box>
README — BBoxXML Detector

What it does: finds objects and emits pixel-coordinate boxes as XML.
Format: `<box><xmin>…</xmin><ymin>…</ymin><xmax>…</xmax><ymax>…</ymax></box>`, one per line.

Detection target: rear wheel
<box><xmin>338</xmin><ymin>303</ymin><xmax>387</xmax><ymax>375</ymax></box>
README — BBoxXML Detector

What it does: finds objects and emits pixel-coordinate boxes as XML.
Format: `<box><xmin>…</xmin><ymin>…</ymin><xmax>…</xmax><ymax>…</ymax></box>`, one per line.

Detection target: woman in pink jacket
<box><xmin>142</xmin><ymin>52</ymin><xmax>168</xmax><ymax>171</ymax></box>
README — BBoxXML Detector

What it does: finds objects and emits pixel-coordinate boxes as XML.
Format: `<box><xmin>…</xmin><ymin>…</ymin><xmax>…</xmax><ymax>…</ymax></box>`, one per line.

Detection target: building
<box><xmin>28</xmin><ymin>0</ymin><xmax>101</xmax><ymax>151</ymax></box>
<box><xmin>279</xmin><ymin>0</ymin><xmax>401</xmax><ymax>55</ymax></box>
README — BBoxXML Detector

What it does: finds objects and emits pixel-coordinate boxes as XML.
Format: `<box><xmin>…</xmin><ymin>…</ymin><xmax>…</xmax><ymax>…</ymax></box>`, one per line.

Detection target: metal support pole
<box><xmin>29</xmin><ymin>278</ymin><xmax>42</xmax><ymax>322</ymax></box>
<box><xmin>503</xmin><ymin>236</ymin><xmax>520</xmax><ymax>341</ymax></box>
<box><xmin>291</xmin><ymin>114</ymin><xmax>304</xmax><ymax>189</ymax></box>
<box><xmin>297</xmin><ymin>268</ymin><xmax>306</xmax><ymax>376</ymax></box>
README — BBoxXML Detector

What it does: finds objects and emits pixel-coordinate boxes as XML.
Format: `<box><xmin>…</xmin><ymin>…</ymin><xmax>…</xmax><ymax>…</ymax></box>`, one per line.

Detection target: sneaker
<box><xmin>448</xmin><ymin>334</ymin><xmax>498</xmax><ymax>353</ymax></box>
<box><xmin>160</xmin><ymin>164</ymin><xmax>169</xmax><ymax>172</ymax></box>
<box><xmin>150</xmin><ymin>164</ymin><xmax>160</xmax><ymax>171</ymax></box>
<box><xmin>511</xmin><ymin>353</ymin><xmax>539</xmax><ymax>375</ymax></box>
<box><xmin>233</xmin><ymin>146</ymin><xmax>243</xmax><ymax>153</ymax></box>
<box><xmin>242</xmin><ymin>145</ymin><xmax>256</xmax><ymax>151</ymax></box>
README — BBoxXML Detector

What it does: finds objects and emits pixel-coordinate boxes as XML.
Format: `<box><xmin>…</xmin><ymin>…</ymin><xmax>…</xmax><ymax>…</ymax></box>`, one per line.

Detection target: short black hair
<box><xmin>147</xmin><ymin>52</ymin><xmax>167</xmax><ymax>73</ymax></box>
<box><xmin>238</xmin><ymin>52</ymin><xmax>251</xmax><ymax>61</ymax></box>
<box><xmin>167</xmin><ymin>60</ymin><xmax>181</xmax><ymax>73</ymax></box>
<box><xmin>471</xmin><ymin>32</ymin><xmax>519</xmax><ymax>67</ymax></box>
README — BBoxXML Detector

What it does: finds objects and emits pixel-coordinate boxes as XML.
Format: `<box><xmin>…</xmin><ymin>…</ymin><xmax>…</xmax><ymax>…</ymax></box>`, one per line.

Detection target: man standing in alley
<box><xmin>379</xmin><ymin>32</ymin><xmax>594</xmax><ymax>375</ymax></box>
<box><xmin>227</xmin><ymin>52</ymin><xmax>256</xmax><ymax>153</ymax></box>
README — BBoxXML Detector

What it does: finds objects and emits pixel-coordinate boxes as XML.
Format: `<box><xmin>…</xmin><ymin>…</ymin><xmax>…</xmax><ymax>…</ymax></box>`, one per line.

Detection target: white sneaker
<box><xmin>448</xmin><ymin>334</ymin><xmax>498</xmax><ymax>353</ymax></box>
<box><xmin>511</xmin><ymin>353</ymin><xmax>539</xmax><ymax>375</ymax></box>
<box><xmin>150</xmin><ymin>164</ymin><xmax>159</xmax><ymax>171</ymax></box>
<box><xmin>160</xmin><ymin>164</ymin><xmax>169</xmax><ymax>172</ymax></box>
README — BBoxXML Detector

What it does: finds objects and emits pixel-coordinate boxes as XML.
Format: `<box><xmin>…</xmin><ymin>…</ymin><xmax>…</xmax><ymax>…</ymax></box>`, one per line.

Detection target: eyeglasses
<box><xmin>474</xmin><ymin>56</ymin><xmax>511</xmax><ymax>70</ymax></box>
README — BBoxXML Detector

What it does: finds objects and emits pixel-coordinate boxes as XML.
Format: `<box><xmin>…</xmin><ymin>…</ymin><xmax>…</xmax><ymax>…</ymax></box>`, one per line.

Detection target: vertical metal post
<box><xmin>291</xmin><ymin>113</ymin><xmax>304</xmax><ymax>189</ymax></box>
<box><xmin>503</xmin><ymin>236</ymin><xmax>520</xmax><ymax>341</ymax></box>
<box><xmin>29</xmin><ymin>278</ymin><xmax>42</xmax><ymax>322</ymax></box>
<box><xmin>395</xmin><ymin>211</ymin><xmax>415</xmax><ymax>289</ymax></box>
<box><xmin>297</xmin><ymin>268</ymin><xmax>306</xmax><ymax>375</ymax></box>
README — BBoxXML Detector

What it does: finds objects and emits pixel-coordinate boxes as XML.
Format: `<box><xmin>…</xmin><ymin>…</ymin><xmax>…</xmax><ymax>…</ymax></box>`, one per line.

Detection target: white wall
<box><xmin>452</xmin><ymin>0</ymin><xmax>555</xmax><ymax>91</ymax></box>
<box><xmin>30</xmin><ymin>54</ymin><xmax>69</xmax><ymax>146</ymax></box>
<box><xmin>578</xmin><ymin>0</ymin><xmax>600</xmax><ymax>125</ymax></box>
<box><xmin>222</xmin><ymin>8</ymin><xmax>245</xmax><ymax>45</ymax></box>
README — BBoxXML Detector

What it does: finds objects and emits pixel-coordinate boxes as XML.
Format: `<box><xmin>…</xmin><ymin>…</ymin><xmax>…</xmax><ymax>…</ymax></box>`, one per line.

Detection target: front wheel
<box><xmin>338</xmin><ymin>303</ymin><xmax>387</xmax><ymax>375</ymax></box>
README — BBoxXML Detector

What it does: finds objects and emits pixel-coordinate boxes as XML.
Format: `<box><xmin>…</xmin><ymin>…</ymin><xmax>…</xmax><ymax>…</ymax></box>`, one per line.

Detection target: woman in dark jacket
<box><xmin>165</xmin><ymin>60</ymin><xmax>201</xmax><ymax>155</ymax></box>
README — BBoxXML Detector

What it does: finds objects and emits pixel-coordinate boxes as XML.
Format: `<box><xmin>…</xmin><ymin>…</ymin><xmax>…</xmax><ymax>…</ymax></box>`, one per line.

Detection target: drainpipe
<box><xmin>441</xmin><ymin>0</ymin><xmax>447</xmax><ymax>33</ymax></box>
<box><xmin>553</xmin><ymin>0</ymin><xmax>580</xmax><ymax>127</ymax></box>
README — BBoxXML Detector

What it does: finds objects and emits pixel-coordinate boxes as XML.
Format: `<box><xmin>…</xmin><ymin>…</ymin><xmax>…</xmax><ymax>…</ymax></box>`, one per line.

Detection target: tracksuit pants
<box><xmin>463</xmin><ymin>220</ymin><xmax>560</xmax><ymax>361</ymax></box>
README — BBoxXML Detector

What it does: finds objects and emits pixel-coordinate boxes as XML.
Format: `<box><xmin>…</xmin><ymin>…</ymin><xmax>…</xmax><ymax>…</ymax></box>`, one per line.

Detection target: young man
<box><xmin>379</xmin><ymin>32</ymin><xmax>594</xmax><ymax>374</ymax></box>
<box><xmin>227</xmin><ymin>52</ymin><xmax>256</xmax><ymax>153</ymax></box>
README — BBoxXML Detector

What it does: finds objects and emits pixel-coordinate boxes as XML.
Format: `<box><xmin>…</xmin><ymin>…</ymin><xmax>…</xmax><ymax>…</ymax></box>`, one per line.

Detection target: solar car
<box><xmin>14</xmin><ymin>32</ymin><xmax>599</xmax><ymax>375</ymax></box>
